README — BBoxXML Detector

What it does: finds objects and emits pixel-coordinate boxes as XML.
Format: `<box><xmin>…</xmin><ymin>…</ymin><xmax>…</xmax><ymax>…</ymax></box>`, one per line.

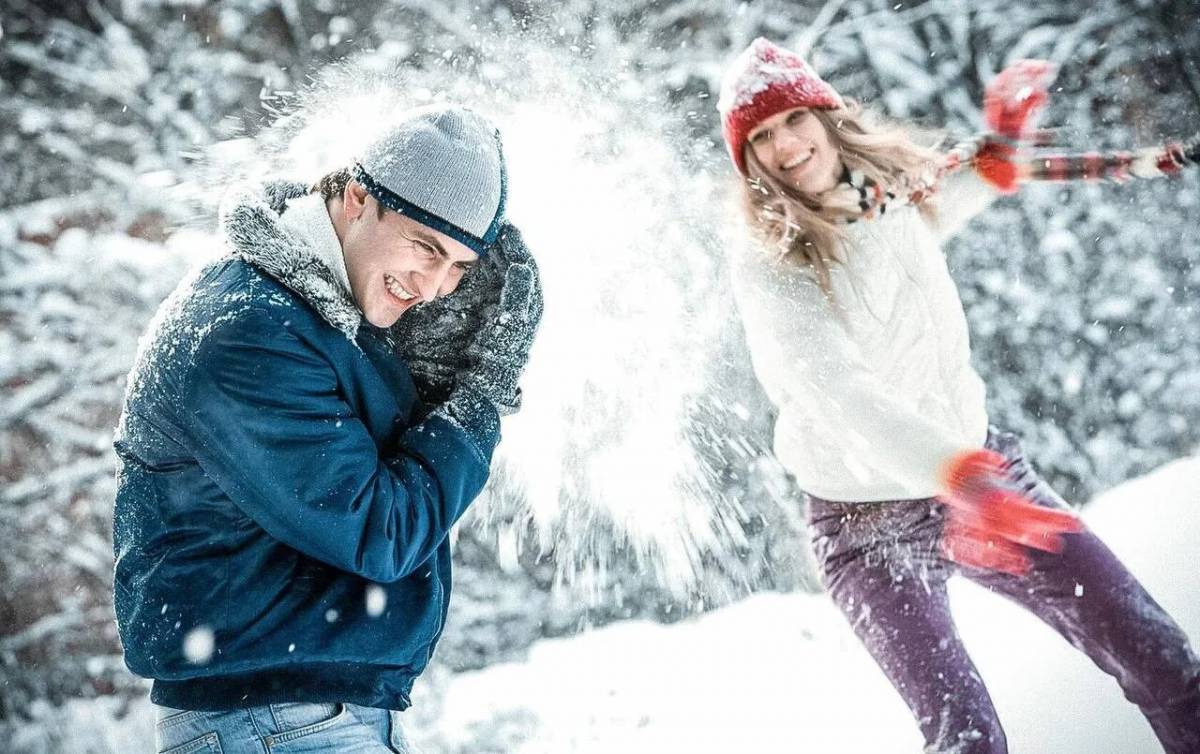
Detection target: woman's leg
<box><xmin>810</xmin><ymin>497</ymin><xmax>1007</xmax><ymax>754</ymax></box>
<box><xmin>960</xmin><ymin>430</ymin><xmax>1200</xmax><ymax>754</ymax></box>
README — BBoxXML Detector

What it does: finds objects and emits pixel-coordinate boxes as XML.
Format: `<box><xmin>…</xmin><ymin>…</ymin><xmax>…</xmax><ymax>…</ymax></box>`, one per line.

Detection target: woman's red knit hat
<box><xmin>717</xmin><ymin>38</ymin><xmax>846</xmax><ymax>175</ymax></box>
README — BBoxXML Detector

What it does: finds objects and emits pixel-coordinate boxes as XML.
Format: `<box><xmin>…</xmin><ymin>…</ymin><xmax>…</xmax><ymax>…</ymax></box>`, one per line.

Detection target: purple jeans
<box><xmin>807</xmin><ymin>428</ymin><xmax>1200</xmax><ymax>754</ymax></box>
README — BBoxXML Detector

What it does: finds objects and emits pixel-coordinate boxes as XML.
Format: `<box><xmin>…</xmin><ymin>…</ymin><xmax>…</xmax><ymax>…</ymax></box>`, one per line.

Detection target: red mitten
<box><xmin>938</xmin><ymin>449</ymin><xmax>1084</xmax><ymax>576</ymax></box>
<box><xmin>974</xmin><ymin>141</ymin><xmax>1021</xmax><ymax>193</ymax></box>
<box><xmin>974</xmin><ymin>59</ymin><xmax>1057</xmax><ymax>193</ymax></box>
<box><xmin>942</xmin><ymin>518</ymin><xmax>1032</xmax><ymax>577</ymax></box>
<box><xmin>983</xmin><ymin>59</ymin><xmax>1057</xmax><ymax>140</ymax></box>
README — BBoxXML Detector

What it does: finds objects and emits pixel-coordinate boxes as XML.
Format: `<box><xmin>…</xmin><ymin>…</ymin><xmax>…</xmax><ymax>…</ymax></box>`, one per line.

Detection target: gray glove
<box><xmin>434</xmin><ymin>250</ymin><xmax>542</xmax><ymax>446</ymax></box>
<box><xmin>392</xmin><ymin>222</ymin><xmax>542</xmax><ymax>407</ymax></box>
<box><xmin>454</xmin><ymin>258</ymin><xmax>541</xmax><ymax>415</ymax></box>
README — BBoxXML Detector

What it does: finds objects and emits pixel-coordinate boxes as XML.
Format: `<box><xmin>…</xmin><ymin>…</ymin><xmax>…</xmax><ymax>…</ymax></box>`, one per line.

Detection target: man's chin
<box><xmin>364</xmin><ymin>308</ymin><xmax>404</xmax><ymax>329</ymax></box>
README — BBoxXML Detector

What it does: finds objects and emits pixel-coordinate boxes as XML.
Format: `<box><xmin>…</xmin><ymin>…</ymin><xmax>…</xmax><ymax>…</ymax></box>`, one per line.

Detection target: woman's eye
<box><xmin>750</xmin><ymin>130</ymin><xmax>769</xmax><ymax>144</ymax></box>
<box><xmin>787</xmin><ymin>110</ymin><xmax>807</xmax><ymax>124</ymax></box>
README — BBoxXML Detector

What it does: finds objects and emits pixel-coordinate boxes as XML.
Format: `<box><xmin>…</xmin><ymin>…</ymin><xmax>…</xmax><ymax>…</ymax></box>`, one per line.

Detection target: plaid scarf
<box><xmin>829</xmin><ymin>133</ymin><xmax>1200</xmax><ymax>223</ymax></box>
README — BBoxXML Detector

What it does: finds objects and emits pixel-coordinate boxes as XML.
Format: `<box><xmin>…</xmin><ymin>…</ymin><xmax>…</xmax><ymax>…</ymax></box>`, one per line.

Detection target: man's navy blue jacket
<box><xmin>112</xmin><ymin>183</ymin><xmax>499</xmax><ymax>711</ymax></box>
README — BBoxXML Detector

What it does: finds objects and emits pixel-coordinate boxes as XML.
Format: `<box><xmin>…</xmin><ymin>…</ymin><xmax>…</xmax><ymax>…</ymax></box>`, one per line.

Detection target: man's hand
<box><xmin>938</xmin><ymin>449</ymin><xmax>1084</xmax><ymax>576</ymax></box>
<box><xmin>454</xmin><ymin>257</ymin><xmax>541</xmax><ymax>415</ymax></box>
<box><xmin>393</xmin><ymin>222</ymin><xmax>543</xmax><ymax>407</ymax></box>
<box><xmin>436</xmin><ymin>254</ymin><xmax>542</xmax><ymax>438</ymax></box>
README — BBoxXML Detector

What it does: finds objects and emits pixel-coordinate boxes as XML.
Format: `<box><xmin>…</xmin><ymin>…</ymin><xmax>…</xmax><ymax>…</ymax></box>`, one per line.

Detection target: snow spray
<box><xmin>193</xmin><ymin>33</ymin><xmax>790</xmax><ymax>600</ymax></box>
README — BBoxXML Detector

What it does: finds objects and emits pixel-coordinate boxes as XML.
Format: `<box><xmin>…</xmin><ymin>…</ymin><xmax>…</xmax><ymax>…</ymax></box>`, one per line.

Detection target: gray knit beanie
<box><xmin>354</xmin><ymin>104</ymin><xmax>506</xmax><ymax>256</ymax></box>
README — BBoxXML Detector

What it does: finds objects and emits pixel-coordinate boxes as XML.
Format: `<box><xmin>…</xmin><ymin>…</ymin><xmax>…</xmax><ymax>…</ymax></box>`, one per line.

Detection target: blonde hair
<box><xmin>739</xmin><ymin>102</ymin><xmax>942</xmax><ymax>293</ymax></box>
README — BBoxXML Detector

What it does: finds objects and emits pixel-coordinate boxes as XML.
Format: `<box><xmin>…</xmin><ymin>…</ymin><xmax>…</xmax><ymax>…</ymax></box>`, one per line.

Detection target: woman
<box><xmin>718</xmin><ymin>38</ymin><xmax>1200</xmax><ymax>753</ymax></box>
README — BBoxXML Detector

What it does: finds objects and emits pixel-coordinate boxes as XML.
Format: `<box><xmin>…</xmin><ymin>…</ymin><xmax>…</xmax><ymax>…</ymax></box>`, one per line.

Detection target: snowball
<box><xmin>183</xmin><ymin>626</ymin><xmax>215</xmax><ymax>665</ymax></box>
<box><xmin>365</xmin><ymin>585</ymin><xmax>387</xmax><ymax>617</ymax></box>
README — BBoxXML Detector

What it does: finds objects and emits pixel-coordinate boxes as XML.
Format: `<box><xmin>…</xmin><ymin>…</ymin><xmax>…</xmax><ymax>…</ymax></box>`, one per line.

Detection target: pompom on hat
<box><xmin>354</xmin><ymin>104</ymin><xmax>506</xmax><ymax>256</ymax></box>
<box><xmin>717</xmin><ymin>38</ymin><xmax>846</xmax><ymax>175</ymax></box>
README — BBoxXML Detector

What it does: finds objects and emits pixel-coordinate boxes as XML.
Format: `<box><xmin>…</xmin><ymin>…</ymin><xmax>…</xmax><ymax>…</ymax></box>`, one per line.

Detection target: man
<box><xmin>113</xmin><ymin>104</ymin><xmax>541</xmax><ymax>752</ymax></box>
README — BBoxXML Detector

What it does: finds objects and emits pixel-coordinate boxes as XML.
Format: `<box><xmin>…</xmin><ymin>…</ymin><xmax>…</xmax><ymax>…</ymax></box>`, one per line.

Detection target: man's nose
<box><xmin>417</xmin><ymin>261</ymin><xmax>453</xmax><ymax>302</ymax></box>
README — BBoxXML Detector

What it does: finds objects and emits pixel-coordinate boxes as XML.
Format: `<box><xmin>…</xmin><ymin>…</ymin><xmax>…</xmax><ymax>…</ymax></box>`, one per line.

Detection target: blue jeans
<box><xmin>154</xmin><ymin>701</ymin><xmax>418</xmax><ymax>753</ymax></box>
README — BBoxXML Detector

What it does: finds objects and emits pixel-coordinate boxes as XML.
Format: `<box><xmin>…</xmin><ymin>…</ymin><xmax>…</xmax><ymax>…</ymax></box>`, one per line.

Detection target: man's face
<box><xmin>338</xmin><ymin>181</ymin><xmax>479</xmax><ymax>328</ymax></box>
<box><xmin>746</xmin><ymin>106</ymin><xmax>844</xmax><ymax>194</ymax></box>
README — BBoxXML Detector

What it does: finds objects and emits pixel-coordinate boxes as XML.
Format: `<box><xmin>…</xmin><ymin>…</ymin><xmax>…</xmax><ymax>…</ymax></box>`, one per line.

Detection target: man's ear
<box><xmin>343</xmin><ymin>180</ymin><xmax>370</xmax><ymax>222</ymax></box>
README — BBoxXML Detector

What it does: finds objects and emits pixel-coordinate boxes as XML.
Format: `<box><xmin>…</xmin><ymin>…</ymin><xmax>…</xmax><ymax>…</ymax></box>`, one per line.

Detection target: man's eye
<box><xmin>416</xmin><ymin>243</ymin><xmax>437</xmax><ymax>256</ymax></box>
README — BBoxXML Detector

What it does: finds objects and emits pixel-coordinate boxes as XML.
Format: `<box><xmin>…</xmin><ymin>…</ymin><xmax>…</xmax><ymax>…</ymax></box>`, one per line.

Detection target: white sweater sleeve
<box><xmin>925</xmin><ymin>168</ymin><xmax>1003</xmax><ymax>243</ymax></box>
<box><xmin>733</xmin><ymin>253</ymin><xmax>976</xmax><ymax>498</ymax></box>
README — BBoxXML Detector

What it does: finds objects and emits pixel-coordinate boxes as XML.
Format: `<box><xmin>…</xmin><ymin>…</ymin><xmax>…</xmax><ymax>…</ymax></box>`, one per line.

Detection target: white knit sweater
<box><xmin>732</xmin><ymin>170</ymin><xmax>1001</xmax><ymax>502</ymax></box>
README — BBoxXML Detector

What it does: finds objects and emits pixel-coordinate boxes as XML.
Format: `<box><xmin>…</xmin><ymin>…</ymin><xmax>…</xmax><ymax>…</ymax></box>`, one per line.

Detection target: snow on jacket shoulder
<box><xmin>112</xmin><ymin>182</ymin><xmax>498</xmax><ymax>711</ymax></box>
<box><xmin>731</xmin><ymin>174</ymin><xmax>997</xmax><ymax>502</ymax></box>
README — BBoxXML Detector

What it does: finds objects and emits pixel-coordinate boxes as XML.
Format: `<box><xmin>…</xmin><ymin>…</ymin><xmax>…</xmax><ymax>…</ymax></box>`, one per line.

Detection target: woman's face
<box><xmin>746</xmin><ymin>107</ymin><xmax>844</xmax><ymax>194</ymax></box>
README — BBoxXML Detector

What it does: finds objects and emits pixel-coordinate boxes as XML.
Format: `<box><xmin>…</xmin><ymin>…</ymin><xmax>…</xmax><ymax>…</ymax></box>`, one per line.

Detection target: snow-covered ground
<box><xmin>24</xmin><ymin>455</ymin><xmax>1199</xmax><ymax>753</ymax></box>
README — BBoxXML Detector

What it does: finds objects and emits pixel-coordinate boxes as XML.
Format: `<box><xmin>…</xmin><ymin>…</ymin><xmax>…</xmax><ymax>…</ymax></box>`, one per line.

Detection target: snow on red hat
<box><xmin>717</xmin><ymin>38</ymin><xmax>846</xmax><ymax>175</ymax></box>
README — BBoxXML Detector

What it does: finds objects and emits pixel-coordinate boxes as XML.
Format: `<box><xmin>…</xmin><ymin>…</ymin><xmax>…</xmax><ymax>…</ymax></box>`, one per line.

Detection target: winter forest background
<box><xmin>2</xmin><ymin>0</ymin><xmax>1199</xmax><ymax>751</ymax></box>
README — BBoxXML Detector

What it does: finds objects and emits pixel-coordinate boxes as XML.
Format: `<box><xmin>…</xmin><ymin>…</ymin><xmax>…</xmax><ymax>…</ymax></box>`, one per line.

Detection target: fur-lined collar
<box><xmin>218</xmin><ymin>180</ymin><xmax>362</xmax><ymax>341</ymax></box>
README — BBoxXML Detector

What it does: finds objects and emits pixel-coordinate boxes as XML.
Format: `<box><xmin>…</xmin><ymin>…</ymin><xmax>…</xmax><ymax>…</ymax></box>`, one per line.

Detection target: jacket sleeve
<box><xmin>178</xmin><ymin>304</ymin><xmax>499</xmax><ymax>583</ymax></box>
<box><xmin>924</xmin><ymin>168</ymin><xmax>1003</xmax><ymax>243</ymax></box>
<box><xmin>733</xmin><ymin>253</ymin><xmax>976</xmax><ymax>497</ymax></box>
